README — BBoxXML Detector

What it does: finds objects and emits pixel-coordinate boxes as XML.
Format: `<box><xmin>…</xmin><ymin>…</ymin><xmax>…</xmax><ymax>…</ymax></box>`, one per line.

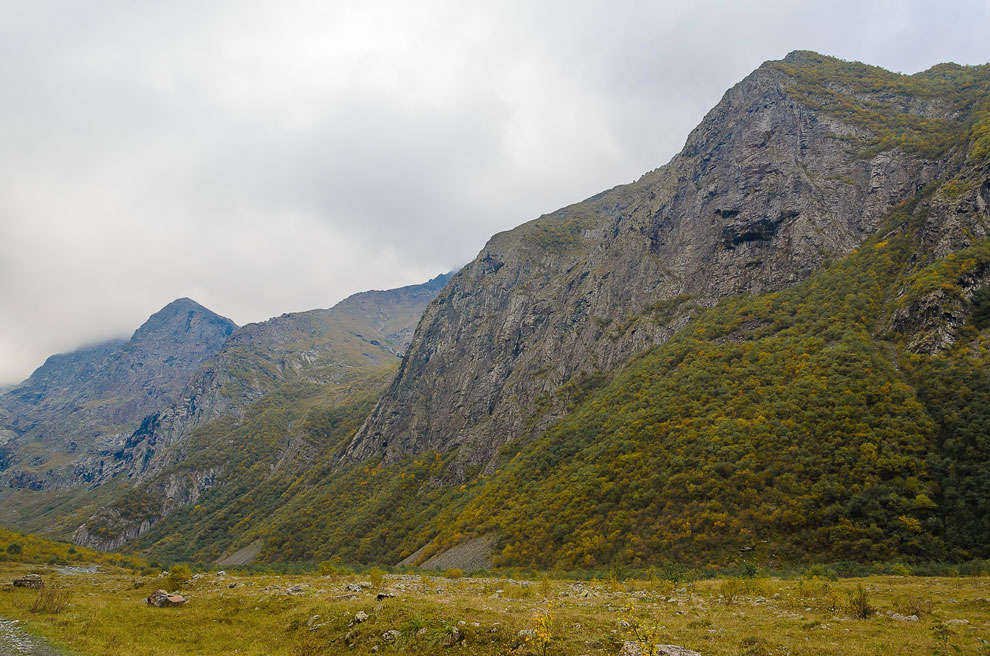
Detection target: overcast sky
<box><xmin>1</xmin><ymin>1</ymin><xmax>988</xmax><ymax>385</ymax></box>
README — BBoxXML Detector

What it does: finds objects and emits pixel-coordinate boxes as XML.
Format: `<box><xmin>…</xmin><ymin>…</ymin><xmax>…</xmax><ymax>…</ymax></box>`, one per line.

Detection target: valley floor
<box><xmin>0</xmin><ymin>563</ymin><xmax>988</xmax><ymax>655</ymax></box>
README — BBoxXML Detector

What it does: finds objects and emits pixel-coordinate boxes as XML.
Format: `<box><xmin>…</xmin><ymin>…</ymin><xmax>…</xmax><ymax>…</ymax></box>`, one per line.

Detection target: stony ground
<box><xmin>0</xmin><ymin>618</ymin><xmax>67</xmax><ymax>656</ymax></box>
<box><xmin>1</xmin><ymin>563</ymin><xmax>989</xmax><ymax>655</ymax></box>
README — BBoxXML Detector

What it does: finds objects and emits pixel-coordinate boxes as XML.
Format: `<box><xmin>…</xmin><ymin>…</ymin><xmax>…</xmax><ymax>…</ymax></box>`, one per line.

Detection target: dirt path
<box><xmin>0</xmin><ymin>618</ymin><xmax>69</xmax><ymax>656</ymax></box>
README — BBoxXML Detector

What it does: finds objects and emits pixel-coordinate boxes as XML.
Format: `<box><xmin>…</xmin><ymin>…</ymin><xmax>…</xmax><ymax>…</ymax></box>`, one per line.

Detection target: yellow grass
<box><xmin>0</xmin><ymin>563</ymin><xmax>988</xmax><ymax>655</ymax></box>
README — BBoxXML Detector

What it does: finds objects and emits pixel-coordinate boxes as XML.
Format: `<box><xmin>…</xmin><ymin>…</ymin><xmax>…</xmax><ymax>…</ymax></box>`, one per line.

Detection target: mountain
<box><xmin>347</xmin><ymin>52</ymin><xmax>985</xmax><ymax>472</ymax></box>
<box><xmin>0</xmin><ymin>299</ymin><xmax>236</xmax><ymax>491</ymax></box>
<box><xmin>242</xmin><ymin>52</ymin><xmax>988</xmax><ymax>569</ymax></box>
<box><xmin>7</xmin><ymin>52</ymin><xmax>990</xmax><ymax>571</ymax></box>
<box><xmin>59</xmin><ymin>274</ymin><xmax>452</xmax><ymax>552</ymax></box>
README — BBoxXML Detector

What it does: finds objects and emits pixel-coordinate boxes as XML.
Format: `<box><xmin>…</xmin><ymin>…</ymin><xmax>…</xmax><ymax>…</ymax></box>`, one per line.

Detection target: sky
<box><xmin>1</xmin><ymin>1</ymin><xmax>988</xmax><ymax>385</ymax></box>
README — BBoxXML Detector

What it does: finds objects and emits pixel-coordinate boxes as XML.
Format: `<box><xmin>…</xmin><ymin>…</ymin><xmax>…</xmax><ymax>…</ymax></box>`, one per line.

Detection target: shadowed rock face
<box><xmin>346</xmin><ymin>52</ymin><xmax>971</xmax><ymax>475</ymax></box>
<box><xmin>0</xmin><ymin>299</ymin><xmax>236</xmax><ymax>490</ymax></box>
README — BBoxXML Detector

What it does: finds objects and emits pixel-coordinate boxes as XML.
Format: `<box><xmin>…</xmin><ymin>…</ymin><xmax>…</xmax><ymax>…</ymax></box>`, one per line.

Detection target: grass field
<box><xmin>1</xmin><ymin>562</ymin><xmax>988</xmax><ymax>655</ymax></box>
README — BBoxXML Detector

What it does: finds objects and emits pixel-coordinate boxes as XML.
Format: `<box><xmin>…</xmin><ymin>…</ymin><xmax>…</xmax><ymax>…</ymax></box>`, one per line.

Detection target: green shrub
<box><xmin>844</xmin><ymin>584</ymin><xmax>874</xmax><ymax>619</ymax></box>
<box><xmin>367</xmin><ymin>567</ymin><xmax>386</xmax><ymax>589</ymax></box>
<box><xmin>167</xmin><ymin>564</ymin><xmax>192</xmax><ymax>590</ymax></box>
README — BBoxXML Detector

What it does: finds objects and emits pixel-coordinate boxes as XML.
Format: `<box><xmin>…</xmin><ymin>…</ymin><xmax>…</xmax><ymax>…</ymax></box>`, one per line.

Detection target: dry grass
<box><xmin>0</xmin><ymin>563</ymin><xmax>988</xmax><ymax>655</ymax></box>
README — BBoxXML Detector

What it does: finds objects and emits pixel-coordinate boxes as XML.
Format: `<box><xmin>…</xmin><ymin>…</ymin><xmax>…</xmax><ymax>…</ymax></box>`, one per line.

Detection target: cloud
<box><xmin>1</xmin><ymin>0</ymin><xmax>988</xmax><ymax>384</ymax></box>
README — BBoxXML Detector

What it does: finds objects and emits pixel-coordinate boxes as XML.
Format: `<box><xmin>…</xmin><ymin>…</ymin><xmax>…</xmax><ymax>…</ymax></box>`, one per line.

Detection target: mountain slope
<box><xmin>67</xmin><ymin>274</ymin><xmax>452</xmax><ymax>552</ymax></box>
<box><xmin>345</xmin><ymin>52</ymin><xmax>988</xmax><ymax>482</ymax></box>
<box><xmin>0</xmin><ymin>299</ymin><xmax>236</xmax><ymax>491</ymax></box>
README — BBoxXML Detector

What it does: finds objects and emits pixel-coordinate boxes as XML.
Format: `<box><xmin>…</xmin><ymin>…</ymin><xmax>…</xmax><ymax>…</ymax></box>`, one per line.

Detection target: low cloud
<box><xmin>1</xmin><ymin>0</ymin><xmax>988</xmax><ymax>384</ymax></box>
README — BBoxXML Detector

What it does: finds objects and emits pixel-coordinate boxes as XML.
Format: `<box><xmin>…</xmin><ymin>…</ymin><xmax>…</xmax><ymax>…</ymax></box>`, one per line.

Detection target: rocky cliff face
<box><xmin>346</xmin><ymin>52</ymin><xmax>980</xmax><ymax>475</ymax></box>
<box><xmin>0</xmin><ymin>299</ymin><xmax>236</xmax><ymax>490</ymax></box>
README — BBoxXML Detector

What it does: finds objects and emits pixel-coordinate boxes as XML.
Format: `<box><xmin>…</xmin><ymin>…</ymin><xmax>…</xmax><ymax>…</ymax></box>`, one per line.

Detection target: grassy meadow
<box><xmin>1</xmin><ymin>561</ymin><xmax>989</xmax><ymax>655</ymax></box>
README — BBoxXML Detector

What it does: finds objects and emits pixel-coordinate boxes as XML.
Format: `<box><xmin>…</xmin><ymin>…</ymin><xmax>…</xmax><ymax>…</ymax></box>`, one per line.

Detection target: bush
<box><xmin>444</xmin><ymin>568</ymin><xmax>464</xmax><ymax>579</ymax></box>
<box><xmin>30</xmin><ymin>586</ymin><xmax>70</xmax><ymax>614</ymax></box>
<box><xmin>6</xmin><ymin>543</ymin><xmax>22</xmax><ymax>555</ymax></box>
<box><xmin>167</xmin><ymin>564</ymin><xmax>192</xmax><ymax>590</ymax></box>
<box><xmin>367</xmin><ymin>567</ymin><xmax>386</xmax><ymax>589</ymax></box>
<box><xmin>844</xmin><ymin>584</ymin><xmax>874</xmax><ymax>619</ymax></box>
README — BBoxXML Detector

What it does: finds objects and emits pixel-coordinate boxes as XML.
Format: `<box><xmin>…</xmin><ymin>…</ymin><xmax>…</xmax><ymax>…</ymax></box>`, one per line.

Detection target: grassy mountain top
<box><xmin>772</xmin><ymin>51</ymin><xmax>990</xmax><ymax>158</ymax></box>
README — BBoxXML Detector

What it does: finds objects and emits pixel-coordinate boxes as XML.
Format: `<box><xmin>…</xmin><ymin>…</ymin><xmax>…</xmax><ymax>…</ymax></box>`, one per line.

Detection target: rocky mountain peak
<box><xmin>131</xmin><ymin>298</ymin><xmax>236</xmax><ymax>346</ymax></box>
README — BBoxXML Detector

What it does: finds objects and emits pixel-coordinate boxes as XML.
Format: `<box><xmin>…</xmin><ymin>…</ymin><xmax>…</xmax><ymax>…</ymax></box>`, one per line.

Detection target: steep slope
<box><xmin>240</xmin><ymin>53</ymin><xmax>990</xmax><ymax>569</ymax></box>
<box><xmin>0</xmin><ymin>299</ymin><xmax>236</xmax><ymax>491</ymax></box>
<box><xmin>429</xmin><ymin>182</ymin><xmax>990</xmax><ymax>568</ymax></box>
<box><xmin>346</xmin><ymin>52</ymin><xmax>987</xmax><ymax>479</ymax></box>
<box><xmin>68</xmin><ymin>274</ymin><xmax>452</xmax><ymax>552</ymax></box>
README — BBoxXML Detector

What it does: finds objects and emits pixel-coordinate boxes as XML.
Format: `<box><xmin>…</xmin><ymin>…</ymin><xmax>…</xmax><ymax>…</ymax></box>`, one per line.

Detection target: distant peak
<box><xmin>133</xmin><ymin>299</ymin><xmax>237</xmax><ymax>341</ymax></box>
<box><xmin>160</xmin><ymin>297</ymin><xmax>207</xmax><ymax>313</ymax></box>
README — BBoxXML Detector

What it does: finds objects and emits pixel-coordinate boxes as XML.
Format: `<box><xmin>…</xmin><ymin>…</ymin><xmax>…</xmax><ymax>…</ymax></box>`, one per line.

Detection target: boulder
<box><xmin>147</xmin><ymin>589</ymin><xmax>187</xmax><ymax>607</ymax></box>
<box><xmin>621</xmin><ymin>642</ymin><xmax>701</xmax><ymax>656</ymax></box>
<box><xmin>12</xmin><ymin>574</ymin><xmax>43</xmax><ymax>589</ymax></box>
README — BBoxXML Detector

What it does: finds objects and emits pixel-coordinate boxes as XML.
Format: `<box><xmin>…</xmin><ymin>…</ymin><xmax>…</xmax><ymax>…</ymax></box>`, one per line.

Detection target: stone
<box><xmin>885</xmin><ymin>611</ymin><xmax>919</xmax><ymax>622</ymax></box>
<box><xmin>228</xmin><ymin>582</ymin><xmax>239</xmax><ymax>589</ymax></box>
<box><xmin>335</xmin><ymin>593</ymin><xmax>358</xmax><ymax>601</ymax></box>
<box><xmin>382</xmin><ymin>630</ymin><xmax>401</xmax><ymax>643</ymax></box>
<box><xmin>621</xmin><ymin>642</ymin><xmax>701</xmax><ymax>656</ymax></box>
<box><xmin>216</xmin><ymin>570</ymin><xmax>227</xmax><ymax>577</ymax></box>
<box><xmin>376</xmin><ymin>589</ymin><xmax>396</xmax><ymax>600</ymax></box>
<box><xmin>146</xmin><ymin>589</ymin><xmax>187</xmax><ymax>607</ymax></box>
<box><xmin>354</xmin><ymin>611</ymin><xmax>369</xmax><ymax>623</ymax></box>
<box><xmin>12</xmin><ymin>574</ymin><xmax>43</xmax><ymax>589</ymax></box>
<box><xmin>441</xmin><ymin>627</ymin><xmax>463</xmax><ymax>647</ymax></box>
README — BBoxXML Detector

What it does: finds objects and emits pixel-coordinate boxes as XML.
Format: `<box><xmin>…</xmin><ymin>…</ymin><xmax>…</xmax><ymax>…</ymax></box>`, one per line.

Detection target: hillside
<box><xmin>63</xmin><ymin>274</ymin><xmax>452</xmax><ymax>553</ymax></box>
<box><xmin>0</xmin><ymin>299</ymin><xmax>236</xmax><ymax>491</ymax></box>
<box><xmin>241</xmin><ymin>52</ymin><xmax>989</xmax><ymax>569</ymax></box>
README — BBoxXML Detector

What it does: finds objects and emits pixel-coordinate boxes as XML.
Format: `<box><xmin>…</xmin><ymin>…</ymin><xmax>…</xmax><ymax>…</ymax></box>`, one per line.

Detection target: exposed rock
<box><xmin>146</xmin><ymin>589</ymin><xmax>186</xmax><ymax>607</ymax></box>
<box><xmin>354</xmin><ymin>611</ymin><xmax>369</xmax><ymax>623</ymax></box>
<box><xmin>885</xmin><ymin>611</ymin><xmax>919</xmax><ymax>622</ymax></box>
<box><xmin>621</xmin><ymin>642</ymin><xmax>701</xmax><ymax>656</ymax></box>
<box><xmin>382</xmin><ymin>629</ymin><xmax>401</xmax><ymax>643</ymax></box>
<box><xmin>12</xmin><ymin>574</ymin><xmax>43</xmax><ymax>589</ymax></box>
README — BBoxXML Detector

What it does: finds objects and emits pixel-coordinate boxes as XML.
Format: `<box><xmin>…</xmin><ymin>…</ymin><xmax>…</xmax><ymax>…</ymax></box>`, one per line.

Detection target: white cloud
<box><xmin>1</xmin><ymin>0</ymin><xmax>988</xmax><ymax>383</ymax></box>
